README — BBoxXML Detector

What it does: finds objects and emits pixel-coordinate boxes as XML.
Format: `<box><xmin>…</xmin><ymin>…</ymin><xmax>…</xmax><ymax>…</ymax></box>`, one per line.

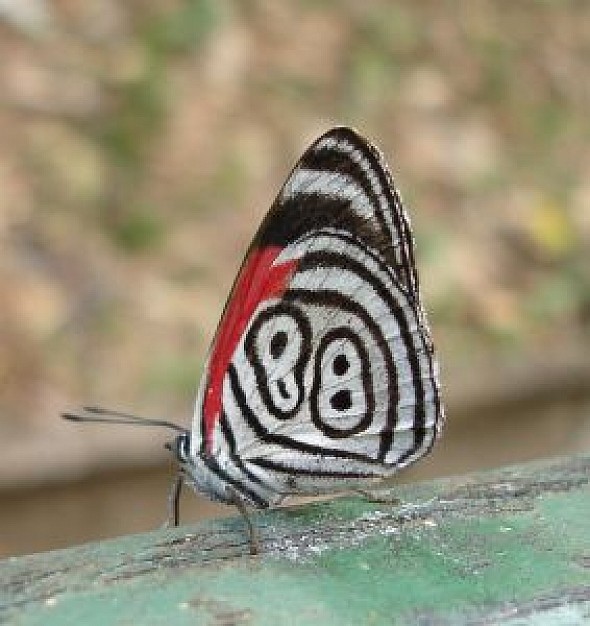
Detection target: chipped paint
<box><xmin>0</xmin><ymin>454</ymin><xmax>589</xmax><ymax>625</ymax></box>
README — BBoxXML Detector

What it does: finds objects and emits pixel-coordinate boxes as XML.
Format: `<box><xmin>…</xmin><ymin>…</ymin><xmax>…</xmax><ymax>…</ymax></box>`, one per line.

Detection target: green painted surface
<box><xmin>1</xmin><ymin>454</ymin><xmax>589</xmax><ymax>625</ymax></box>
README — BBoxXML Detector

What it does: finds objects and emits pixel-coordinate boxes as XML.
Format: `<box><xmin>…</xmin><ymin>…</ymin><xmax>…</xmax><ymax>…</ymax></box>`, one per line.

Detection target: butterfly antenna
<box><xmin>62</xmin><ymin>406</ymin><xmax>187</xmax><ymax>433</ymax></box>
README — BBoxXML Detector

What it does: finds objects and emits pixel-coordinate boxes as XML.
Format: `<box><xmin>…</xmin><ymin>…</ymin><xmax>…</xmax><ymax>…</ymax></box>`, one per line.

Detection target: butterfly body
<box><xmin>175</xmin><ymin>127</ymin><xmax>444</xmax><ymax>509</ymax></box>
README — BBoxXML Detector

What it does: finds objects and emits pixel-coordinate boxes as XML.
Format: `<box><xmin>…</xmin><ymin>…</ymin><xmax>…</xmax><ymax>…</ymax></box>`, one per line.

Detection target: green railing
<box><xmin>2</xmin><ymin>453</ymin><xmax>589</xmax><ymax>625</ymax></box>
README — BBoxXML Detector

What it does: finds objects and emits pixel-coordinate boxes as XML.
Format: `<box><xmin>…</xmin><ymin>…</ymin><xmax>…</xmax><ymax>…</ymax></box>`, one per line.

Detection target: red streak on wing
<box><xmin>203</xmin><ymin>246</ymin><xmax>297</xmax><ymax>452</ymax></box>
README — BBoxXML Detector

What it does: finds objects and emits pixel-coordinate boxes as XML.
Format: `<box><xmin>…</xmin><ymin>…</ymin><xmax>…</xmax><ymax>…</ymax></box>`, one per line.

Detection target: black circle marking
<box><xmin>286</xmin><ymin>253</ymin><xmax>406</xmax><ymax>460</ymax></box>
<box><xmin>310</xmin><ymin>326</ymin><xmax>374</xmax><ymax>438</ymax></box>
<box><xmin>244</xmin><ymin>302</ymin><xmax>312</xmax><ymax>420</ymax></box>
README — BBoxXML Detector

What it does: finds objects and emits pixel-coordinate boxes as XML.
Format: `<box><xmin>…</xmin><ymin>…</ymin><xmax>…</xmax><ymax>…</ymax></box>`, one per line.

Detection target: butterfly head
<box><xmin>170</xmin><ymin>430</ymin><xmax>191</xmax><ymax>464</ymax></box>
<box><xmin>168</xmin><ymin>431</ymin><xmax>219</xmax><ymax>501</ymax></box>
<box><xmin>167</xmin><ymin>425</ymin><xmax>267</xmax><ymax>506</ymax></box>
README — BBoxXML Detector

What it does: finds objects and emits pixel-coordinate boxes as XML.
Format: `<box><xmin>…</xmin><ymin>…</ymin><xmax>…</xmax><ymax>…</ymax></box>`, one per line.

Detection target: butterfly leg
<box><xmin>163</xmin><ymin>475</ymin><xmax>183</xmax><ymax>528</ymax></box>
<box><xmin>353</xmin><ymin>488</ymin><xmax>401</xmax><ymax>506</ymax></box>
<box><xmin>225</xmin><ymin>486</ymin><xmax>260</xmax><ymax>555</ymax></box>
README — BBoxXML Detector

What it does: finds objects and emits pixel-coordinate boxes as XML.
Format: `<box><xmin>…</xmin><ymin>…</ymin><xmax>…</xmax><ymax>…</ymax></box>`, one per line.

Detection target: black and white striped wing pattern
<box><xmin>185</xmin><ymin>127</ymin><xmax>444</xmax><ymax>507</ymax></box>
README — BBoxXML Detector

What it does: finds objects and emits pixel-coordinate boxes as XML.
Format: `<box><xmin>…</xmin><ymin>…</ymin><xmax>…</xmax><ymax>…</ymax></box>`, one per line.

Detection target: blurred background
<box><xmin>1</xmin><ymin>0</ymin><xmax>589</xmax><ymax>558</ymax></box>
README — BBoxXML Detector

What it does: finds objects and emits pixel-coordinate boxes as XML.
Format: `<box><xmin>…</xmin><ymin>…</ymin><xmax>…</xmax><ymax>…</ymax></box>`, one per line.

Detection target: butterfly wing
<box><xmin>190</xmin><ymin>127</ymin><xmax>443</xmax><ymax>504</ymax></box>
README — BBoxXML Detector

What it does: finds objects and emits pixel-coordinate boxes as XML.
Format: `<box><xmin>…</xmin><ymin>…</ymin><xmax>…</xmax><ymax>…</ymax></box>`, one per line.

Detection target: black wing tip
<box><xmin>307</xmin><ymin>126</ymin><xmax>385</xmax><ymax>167</ymax></box>
<box><xmin>313</xmin><ymin>125</ymin><xmax>367</xmax><ymax>146</ymax></box>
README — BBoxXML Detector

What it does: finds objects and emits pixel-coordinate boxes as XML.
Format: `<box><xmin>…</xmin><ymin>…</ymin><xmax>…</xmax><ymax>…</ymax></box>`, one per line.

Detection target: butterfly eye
<box><xmin>173</xmin><ymin>432</ymin><xmax>191</xmax><ymax>463</ymax></box>
<box><xmin>311</xmin><ymin>328</ymin><xmax>373</xmax><ymax>438</ymax></box>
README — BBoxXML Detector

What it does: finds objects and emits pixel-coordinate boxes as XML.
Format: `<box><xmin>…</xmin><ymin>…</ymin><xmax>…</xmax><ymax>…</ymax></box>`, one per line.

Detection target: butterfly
<box><xmin>64</xmin><ymin>127</ymin><xmax>444</xmax><ymax>553</ymax></box>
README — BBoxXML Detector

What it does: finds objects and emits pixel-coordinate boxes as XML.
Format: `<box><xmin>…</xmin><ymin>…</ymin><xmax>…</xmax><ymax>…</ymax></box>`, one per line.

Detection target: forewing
<box><xmin>257</xmin><ymin>126</ymin><xmax>421</xmax><ymax>298</ymax></box>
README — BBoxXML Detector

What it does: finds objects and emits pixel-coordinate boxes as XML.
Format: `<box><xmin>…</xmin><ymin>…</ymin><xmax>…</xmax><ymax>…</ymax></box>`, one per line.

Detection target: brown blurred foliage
<box><xmin>0</xmin><ymin>0</ymin><xmax>589</xmax><ymax>554</ymax></box>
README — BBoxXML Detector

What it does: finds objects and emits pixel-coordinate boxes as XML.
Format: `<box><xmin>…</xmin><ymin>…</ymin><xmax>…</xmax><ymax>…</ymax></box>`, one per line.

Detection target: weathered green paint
<box><xmin>1</xmin><ymin>454</ymin><xmax>589</xmax><ymax>625</ymax></box>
